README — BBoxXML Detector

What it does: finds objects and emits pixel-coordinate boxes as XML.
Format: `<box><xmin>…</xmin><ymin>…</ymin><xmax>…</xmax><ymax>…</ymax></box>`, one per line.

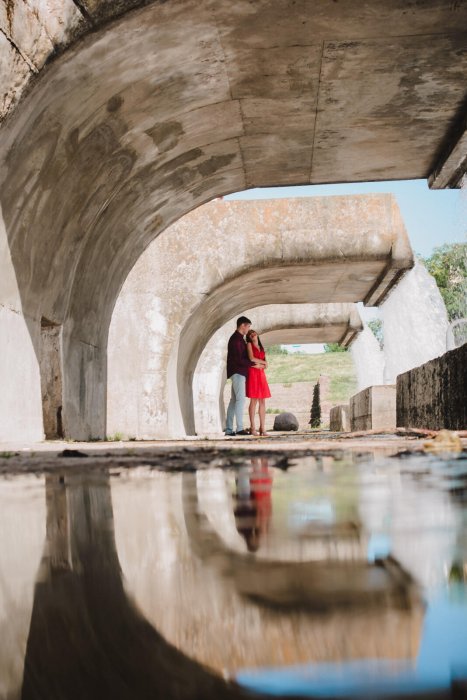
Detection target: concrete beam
<box><xmin>429</xmin><ymin>113</ymin><xmax>467</xmax><ymax>189</ymax></box>
<box><xmin>259</xmin><ymin>303</ymin><xmax>363</xmax><ymax>349</ymax></box>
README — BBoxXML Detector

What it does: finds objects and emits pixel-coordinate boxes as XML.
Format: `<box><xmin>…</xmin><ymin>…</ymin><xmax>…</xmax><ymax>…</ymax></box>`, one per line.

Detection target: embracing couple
<box><xmin>225</xmin><ymin>316</ymin><xmax>271</xmax><ymax>437</ymax></box>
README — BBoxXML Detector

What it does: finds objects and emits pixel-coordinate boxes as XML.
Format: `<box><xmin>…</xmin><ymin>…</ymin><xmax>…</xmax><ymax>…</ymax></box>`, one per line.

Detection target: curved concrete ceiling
<box><xmin>3</xmin><ymin>1</ymin><xmax>462</xmax><ymax>439</ymax></box>
<box><xmin>0</xmin><ymin>1</ymin><xmax>464</xmax><ymax>333</ymax></box>
<box><xmin>2</xmin><ymin>2</ymin><xmax>467</xmax><ymax>194</ymax></box>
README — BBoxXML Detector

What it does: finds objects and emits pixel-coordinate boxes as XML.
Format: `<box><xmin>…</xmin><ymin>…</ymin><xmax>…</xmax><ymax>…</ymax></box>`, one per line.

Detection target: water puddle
<box><xmin>0</xmin><ymin>449</ymin><xmax>466</xmax><ymax>699</ymax></box>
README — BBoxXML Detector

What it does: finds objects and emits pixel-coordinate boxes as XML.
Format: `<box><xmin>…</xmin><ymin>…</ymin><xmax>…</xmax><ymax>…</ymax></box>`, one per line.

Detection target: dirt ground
<box><xmin>223</xmin><ymin>381</ymin><xmax>332</xmax><ymax>431</ymax></box>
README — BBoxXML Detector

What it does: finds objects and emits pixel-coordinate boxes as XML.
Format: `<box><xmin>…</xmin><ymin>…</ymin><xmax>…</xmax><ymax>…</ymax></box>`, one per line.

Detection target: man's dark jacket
<box><xmin>227</xmin><ymin>330</ymin><xmax>252</xmax><ymax>379</ymax></box>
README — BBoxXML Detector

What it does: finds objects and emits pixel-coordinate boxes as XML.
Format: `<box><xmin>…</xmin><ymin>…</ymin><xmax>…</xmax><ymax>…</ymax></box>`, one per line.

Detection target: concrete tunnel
<box><xmin>1</xmin><ymin>1</ymin><xmax>466</xmax><ymax>441</ymax></box>
<box><xmin>107</xmin><ymin>196</ymin><xmax>413</xmax><ymax>439</ymax></box>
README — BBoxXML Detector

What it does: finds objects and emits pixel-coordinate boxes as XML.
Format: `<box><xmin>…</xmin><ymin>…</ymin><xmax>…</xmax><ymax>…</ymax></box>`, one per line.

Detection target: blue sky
<box><xmin>227</xmin><ymin>179</ymin><xmax>466</xmax><ymax>259</ymax></box>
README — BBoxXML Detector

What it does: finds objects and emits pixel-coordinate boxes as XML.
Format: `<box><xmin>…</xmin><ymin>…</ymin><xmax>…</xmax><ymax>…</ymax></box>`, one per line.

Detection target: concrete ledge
<box><xmin>329</xmin><ymin>405</ymin><xmax>350</xmax><ymax>432</ymax></box>
<box><xmin>397</xmin><ymin>343</ymin><xmax>467</xmax><ymax>430</ymax></box>
<box><xmin>350</xmin><ymin>385</ymin><xmax>396</xmax><ymax>432</ymax></box>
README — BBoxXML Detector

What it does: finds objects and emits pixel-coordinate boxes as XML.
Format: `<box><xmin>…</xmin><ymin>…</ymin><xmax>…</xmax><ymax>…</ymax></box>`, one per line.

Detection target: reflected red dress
<box><xmin>246</xmin><ymin>344</ymin><xmax>271</xmax><ymax>399</ymax></box>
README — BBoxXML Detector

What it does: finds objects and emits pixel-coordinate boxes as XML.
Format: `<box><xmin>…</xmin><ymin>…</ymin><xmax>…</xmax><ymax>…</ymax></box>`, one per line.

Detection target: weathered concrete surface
<box><xmin>1</xmin><ymin>1</ymin><xmax>464</xmax><ymax>442</ymax></box>
<box><xmin>1</xmin><ymin>1</ymin><xmax>466</xmax><ymax>188</ymax></box>
<box><xmin>350</xmin><ymin>385</ymin><xmax>397</xmax><ymax>432</ymax></box>
<box><xmin>108</xmin><ymin>196</ymin><xmax>410</xmax><ymax>440</ymax></box>
<box><xmin>330</xmin><ymin>405</ymin><xmax>351</xmax><ymax>432</ymax></box>
<box><xmin>397</xmin><ymin>343</ymin><xmax>467</xmax><ymax>431</ymax></box>
<box><xmin>194</xmin><ymin>303</ymin><xmax>362</xmax><ymax>436</ymax></box>
<box><xmin>39</xmin><ymin>322</ymin><xmax>63</xmax><ymax>439</ymax></box>
<box><xmin>381</xmin><ymin>260</ymin><xmax>450</xmax><ymax>384</ymax></box>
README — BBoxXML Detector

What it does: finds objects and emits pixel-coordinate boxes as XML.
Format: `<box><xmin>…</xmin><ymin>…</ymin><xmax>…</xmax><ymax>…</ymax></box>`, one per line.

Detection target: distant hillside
<box><xmin>265</xmin><ymin>351</ymin><xmax>357</xmax><ymax>405</ymax></box>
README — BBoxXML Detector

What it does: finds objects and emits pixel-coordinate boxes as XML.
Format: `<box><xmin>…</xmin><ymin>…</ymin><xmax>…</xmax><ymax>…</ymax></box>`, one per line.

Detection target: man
<box><xmin>225</xmin><ymin>316</ymin><xmax>254</xmax><ymax>436</ymax></box>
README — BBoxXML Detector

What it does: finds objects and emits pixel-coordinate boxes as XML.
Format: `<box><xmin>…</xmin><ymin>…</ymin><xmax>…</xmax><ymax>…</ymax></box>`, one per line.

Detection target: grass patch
<box><xmin>106</xmin><ymin>432</ymin><xmax>125</xmax><ymax>442</ymax></box>
<box><xmin>266</xmin><ymin>408</ymin><xmax>283</xmax><ymax>414</ymax></box>
<box><xmin>265</xmin><ymin>351</ymin><xmax>357</xmax><ymax>405</ymax></box>
<box><xmin>329</xmin><ymin>373</ymin><xmax>358</xmax><ymax>404</ymax></box>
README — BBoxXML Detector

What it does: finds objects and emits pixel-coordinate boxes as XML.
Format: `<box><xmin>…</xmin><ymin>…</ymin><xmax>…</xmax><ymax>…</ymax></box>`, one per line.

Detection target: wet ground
<box><xmin>1</xmin><ymin>432</ymin><xmax>467</xmax><ymax>699</ymax></box>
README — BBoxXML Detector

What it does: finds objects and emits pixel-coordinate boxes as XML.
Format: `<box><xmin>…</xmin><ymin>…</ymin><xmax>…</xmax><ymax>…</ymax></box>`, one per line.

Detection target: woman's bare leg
<box><xmin>259</xmin><ymin>399</ymin><xmax>266</xmax><ymax>435</ymax></box>
<box><xmin>249</xmin><ymin>399</ymin><xmax>258</xmax><ymax>434</ymax></box>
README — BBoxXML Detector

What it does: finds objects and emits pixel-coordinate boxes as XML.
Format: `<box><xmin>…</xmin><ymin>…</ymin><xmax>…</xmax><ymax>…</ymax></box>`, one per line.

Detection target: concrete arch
<box><xmin>5</xmin><ymin>0</ymin><xmax>460</xmax><ymax>440</ymax></box>
<box><xmin>2</xmin><ymin>2</ymin><xmax>467</xmax><ymax>194</ymax></box>
<box><xmin>176</xmin><ymin>199</ymin><xmax>413</xmax><ymax>435</ymax></box>
<box><xmin>108</xmin><ymin>196</ymin><xmax>412</xmax><ymax>439</ymax></box>
<box><xmin>194</xmin><ymin>303</ymin><xmax>363</xmax><ymax>435</ymax></box>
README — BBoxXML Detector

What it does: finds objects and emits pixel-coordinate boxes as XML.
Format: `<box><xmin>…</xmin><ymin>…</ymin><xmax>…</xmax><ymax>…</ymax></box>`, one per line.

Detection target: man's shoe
<box><xmin>224</xmin><ymin>430</ymin><xmax>236</xmax><ymax>436</ymax></box>
<box><xmin>236</xmin><ymin>429</ymin><xmax>250</xmax><ymax>436</ymax></box>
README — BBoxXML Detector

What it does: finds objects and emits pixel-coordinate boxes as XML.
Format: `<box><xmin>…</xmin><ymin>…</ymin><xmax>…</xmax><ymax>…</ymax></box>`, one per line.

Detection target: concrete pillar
<box><xmin>350</xmin><ymin>385</ymin><xmax>396</xmax><ymax>432</ymax></box>
<box><xmin>329</xmin><ymin>405</ymin><xmax>350</xmax><ymax>432</ymax></box>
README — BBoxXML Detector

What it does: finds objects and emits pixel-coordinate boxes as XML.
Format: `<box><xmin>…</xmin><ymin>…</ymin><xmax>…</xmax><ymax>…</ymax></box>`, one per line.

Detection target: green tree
<box><xmin>368</xmin><ymin>319</ymin><xmax>384</xmax><ymax>349</ymax></box>
<box><xmin>309</xmin><ymin>382</ymin><xmax>321</xmax><ymax>428</ymax></box>
<box><xmin>323</xmin><ymin>343</ymin><xmax>347</xmax><ymax>353</ymax></box>
<box><xmin>423</xmin><ymin>243</ymin><xmax>467</xmax><ymax>321</ymax></box>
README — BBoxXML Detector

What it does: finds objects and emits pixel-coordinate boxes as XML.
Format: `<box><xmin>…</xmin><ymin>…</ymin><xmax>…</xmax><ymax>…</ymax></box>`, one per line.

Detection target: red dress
<box><xmin>246</xmin><ymin>345</ymin><xmax>271</xmax><ymax>399</ymax></box>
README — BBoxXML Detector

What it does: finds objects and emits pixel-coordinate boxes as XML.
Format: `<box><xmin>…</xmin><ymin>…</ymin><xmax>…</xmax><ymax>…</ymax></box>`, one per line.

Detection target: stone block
<box><xmin>273</xmin><ymin>412</ymin><xmax>299</xmax><ymax>431</ymax></box>
<box><xmin>329</xmin><ymin>405</ymin><xmax>350</xmax><ymax>432</ymax></box>
<box><xmin>397</xmin><ymin>343</ymin><xmax>467</xmax><ymax>430</ymax></box>
<box><xmin>350</xmin><ymin>385</ymin><xmax>396</xmax><ymax>432</ymax></box>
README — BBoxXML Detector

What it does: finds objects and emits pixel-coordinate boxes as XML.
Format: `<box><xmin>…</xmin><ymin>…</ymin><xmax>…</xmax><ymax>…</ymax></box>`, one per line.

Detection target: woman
<box><xmin>246</xmin><ymin>330</ymin><xmax>271</xmax><ymax>436</ymax></box>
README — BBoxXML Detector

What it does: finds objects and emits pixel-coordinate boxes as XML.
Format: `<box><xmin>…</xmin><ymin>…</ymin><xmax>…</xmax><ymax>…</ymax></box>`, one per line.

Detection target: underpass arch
<box><xmin>108</xmin><ymin>196</ymin><xmax>412</xmax><ymax>439</ymax></box>
<box><xmin>1</xmin><ymin>1</ymin><xmax>464</xmax><ymax>441</ymax></box>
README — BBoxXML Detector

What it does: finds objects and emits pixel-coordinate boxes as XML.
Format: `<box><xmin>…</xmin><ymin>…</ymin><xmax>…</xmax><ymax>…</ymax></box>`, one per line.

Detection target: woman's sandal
<box><xmin>250</xmin><ymin>428</ymin><xmax>259</xmax><ymax>436</ymax></box>
<box><xmin>259</xmin><ymin>430</ymin><xmax>268</xmax><ymax>437</ymax></box>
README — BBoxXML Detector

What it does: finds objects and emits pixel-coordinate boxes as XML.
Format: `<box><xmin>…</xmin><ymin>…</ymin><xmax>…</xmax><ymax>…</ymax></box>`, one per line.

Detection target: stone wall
<box><xmin>397</xmin><ymin>344</ymin><xmax>467</xmax><ymax>430</ymax></box>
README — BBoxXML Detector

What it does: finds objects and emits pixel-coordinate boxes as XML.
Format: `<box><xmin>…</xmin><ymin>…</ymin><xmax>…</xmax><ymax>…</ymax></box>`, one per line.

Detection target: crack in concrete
<box><xmin>0</xmin><ymin>27</ymin><xmax>37</xmax><ymax>73</ymax></box>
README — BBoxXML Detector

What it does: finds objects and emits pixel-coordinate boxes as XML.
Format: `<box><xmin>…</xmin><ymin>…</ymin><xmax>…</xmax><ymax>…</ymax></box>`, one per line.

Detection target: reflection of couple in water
<box><xmin>225</xmin><ymin>316</ymin><xmax>271</xmax><ymax>437</ymax></box>
<box><xmin>234</xmin><ymin>458</ymin><xmax>273</xmax><ymax>552</ymax></box>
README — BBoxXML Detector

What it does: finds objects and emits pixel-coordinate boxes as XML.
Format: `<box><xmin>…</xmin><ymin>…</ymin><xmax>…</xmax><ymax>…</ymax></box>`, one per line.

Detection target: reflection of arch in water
<box><xmin>182</xmin><ymin>471</ymin><xmax>420</xmax><ymax>612</ymax></box>
<box><xmin>108</xmin><ymin>465</ymin><xmax>424</xmax><ymax>674</ymax></box>
<box><xmin>20</xmin><ymin>473</ymin><xmax>250</xmax><ymax>700</ymax></box>
<box><xmin>16</xmin><ymin>464</ymin><xmax>425</xmax><ymax>686</ymax></box>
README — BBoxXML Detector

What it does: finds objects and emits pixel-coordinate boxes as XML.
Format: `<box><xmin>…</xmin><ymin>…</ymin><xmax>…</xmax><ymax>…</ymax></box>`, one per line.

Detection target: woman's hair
<box><xmin>246</xmin><ymin>329</ymin><xmax>264</xmax><ymax>351</ymax></box>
